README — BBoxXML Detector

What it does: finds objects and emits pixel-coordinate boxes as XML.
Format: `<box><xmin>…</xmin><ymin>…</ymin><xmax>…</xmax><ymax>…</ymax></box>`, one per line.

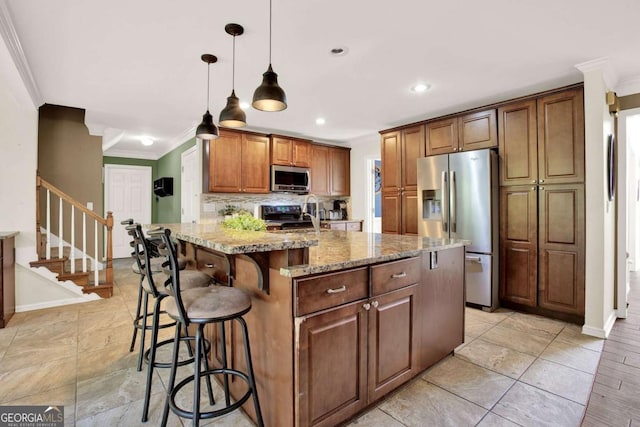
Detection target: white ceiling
<box><xmin>4</xmin><ymin>0</ymin><xmax>640</xmax><ymax>159</ymax></box>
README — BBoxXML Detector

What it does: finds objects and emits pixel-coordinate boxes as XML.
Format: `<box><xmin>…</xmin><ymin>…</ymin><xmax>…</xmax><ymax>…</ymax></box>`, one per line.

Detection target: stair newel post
<box><xmin>35</xmin><ymin>174</ymin><xmax>42</xmax><ymax>259</ymax></box>
<box><xmin>105</xmin><ymin>211</ymin><xmax>113</xmax><ymax>286</ymax></box>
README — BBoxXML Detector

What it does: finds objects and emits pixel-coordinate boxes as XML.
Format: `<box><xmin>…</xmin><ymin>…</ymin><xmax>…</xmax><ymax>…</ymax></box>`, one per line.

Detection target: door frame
<box><xmin>366</xmin><ymin>158</ymin><xmax>382</xmax><ymax>233</ymax></box>
<box><xmin>104</xmin><ymin>164</ymin><xmax>152</xmax><ymax>258</ymax></box>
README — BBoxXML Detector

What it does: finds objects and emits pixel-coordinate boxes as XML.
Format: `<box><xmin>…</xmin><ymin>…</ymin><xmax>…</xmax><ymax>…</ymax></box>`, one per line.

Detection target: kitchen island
<box><xmin>160</xmin><ymin>223</ymin><xmax>467</xmax><ymax>427</ymax></box>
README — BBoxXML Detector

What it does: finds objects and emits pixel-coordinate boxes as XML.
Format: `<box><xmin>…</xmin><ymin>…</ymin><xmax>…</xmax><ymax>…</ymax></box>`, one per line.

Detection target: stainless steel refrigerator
<box><xmin>417</xmin><ymin>149</ymin><xmax>498</xmax><ymax>310</ymax></box>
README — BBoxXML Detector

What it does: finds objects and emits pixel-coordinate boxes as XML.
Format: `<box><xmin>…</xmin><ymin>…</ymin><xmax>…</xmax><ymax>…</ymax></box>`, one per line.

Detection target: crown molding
<box><xmin>575</xmin><ymin>57</ymin><xmax>618</xmax><ymax>88</ymax></box>
<box><xmin>102</xmin><ymin>148</ymin><xmax>160</xmax><ymax>161</ymax></box>
<box><xmin>158</xmin><ymin>123</ymin><xmax>197</xmax><ymax>158</ymax></box>
<box><xmin>0</xmin><ymin>0</ymin><xmax>43</xmax><ymax>108</ymax></box>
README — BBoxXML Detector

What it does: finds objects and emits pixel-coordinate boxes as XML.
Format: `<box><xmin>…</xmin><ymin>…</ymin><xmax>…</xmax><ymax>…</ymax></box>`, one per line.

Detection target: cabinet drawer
<box><xmin>346</xmin><ymin>222</ymin><xmax>362</xmax><ymax>231</ymax></box>
<box><xmin>371</xmin><ymin>257</ymin><xmax>421</xmax><ymax>296</ymax></box>
<box><xmin>295</xmin><ymin>267</ymin><xmax>368</xmax><ymax>316</ymax></box>
<box><xmin>195</xmin><ymin>248</ymin><xmax>230</xmax><ymax>285</ymax></box>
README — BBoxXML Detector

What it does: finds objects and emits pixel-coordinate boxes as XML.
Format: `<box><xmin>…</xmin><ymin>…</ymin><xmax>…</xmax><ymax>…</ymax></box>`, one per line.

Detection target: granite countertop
<box><xmin>280</xmin><ymin>232</ymin><xmax>468</xmax><ymax>277</ymax></box>
<box><xmin>0</xmin><ymin>231</ymin><xmax>19</xmax><ymax>239</ymax></box>
<box><xmin>151</xmin><ymin>223</ymin><xmax>468</xmax><ymax>278</ymax></box>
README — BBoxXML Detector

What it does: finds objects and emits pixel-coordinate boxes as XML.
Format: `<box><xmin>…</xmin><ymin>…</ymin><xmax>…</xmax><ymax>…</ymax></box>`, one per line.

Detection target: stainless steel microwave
<box><xmin>271</xmin><ymin>165</ymin><xmax>310</xmax><ymax>193</ymax></box>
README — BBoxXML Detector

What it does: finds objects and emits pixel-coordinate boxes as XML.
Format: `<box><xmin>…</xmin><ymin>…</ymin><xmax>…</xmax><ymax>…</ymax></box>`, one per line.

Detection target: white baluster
<box><xmin>82</xmin><ymin>212</ymin><xmax>87</xmax><ymax>272</ymax></box>
<box><xmin>70</xmin><ymin>206</ymin><xmax>75</xmax><ymax>274</ymax></box>
<box><xmin>94</xmin><ymin>220</ymin><xmax>99</xmax><ymax>286</ymax></box>
<box><xmin>46</xmin><ymin>189</ymin><xmax>51</xmax><ymax>259</ymax></box>
<box><xmin>58</xmin><ymin>198</ymin><xmax>63</xmax><ymax>259</ymax></box>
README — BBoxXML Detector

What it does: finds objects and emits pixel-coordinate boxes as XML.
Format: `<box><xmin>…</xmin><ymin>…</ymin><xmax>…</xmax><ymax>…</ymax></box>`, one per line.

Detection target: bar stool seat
<box><xmin>164</xmin><ymin>286</ymin><xmax>251</xmax><ymax>323</ymax></box>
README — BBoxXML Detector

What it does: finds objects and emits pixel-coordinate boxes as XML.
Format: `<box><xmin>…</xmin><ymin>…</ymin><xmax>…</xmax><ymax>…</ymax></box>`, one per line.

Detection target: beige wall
<box><xmin>38</xmin><ymin>104</ymin><xmax>104</xmax><ymax>256</ymax></box>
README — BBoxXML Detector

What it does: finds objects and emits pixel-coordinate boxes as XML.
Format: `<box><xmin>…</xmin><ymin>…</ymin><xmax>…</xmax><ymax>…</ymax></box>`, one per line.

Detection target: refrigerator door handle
<box><xmin>450</xmin><ymin>170</ymin><xmax>456</xmax><ymax>233</ymax></box>
<box><xmin>441</xmin><ymin>171</ymin><xmax>448</xmax><ymax>233</ymax></box>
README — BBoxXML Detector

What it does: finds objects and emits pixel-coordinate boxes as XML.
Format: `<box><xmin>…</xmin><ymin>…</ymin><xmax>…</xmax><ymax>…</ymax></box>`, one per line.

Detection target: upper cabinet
<box><xmin>310</xmin><ymin>144</ymin><xmax>350</xmax><ymax>196</ymax></box>
<box><xmin>206</xmin><ymin>130</ymin><xmax>270</xmax><ymax>193</ymax></box>
<box><xmin>498</xmin><ymin>88</ymin><xmax>584</xmax><ymax>186</ymax></box>
<box><xmin>270</xmin><ymin>135</ymin><xmax>311</xmax><ymax>167</ymax></box>
<box><xmin>426</xmin><ymin>109</ymin><xmax>497</xmax><ymax>155</ymax></box>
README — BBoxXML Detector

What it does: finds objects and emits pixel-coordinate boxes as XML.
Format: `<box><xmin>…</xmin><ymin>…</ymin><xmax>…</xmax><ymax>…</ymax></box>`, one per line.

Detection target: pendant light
<box><xmin>219</xmin><ymin>24</ymin><xmax>247</xmax><ymax>128</ymax></box>
<box><xmin>195</xmin><ymin>54</ymin><xmax>219</xmax><ymax>140</ymax></box>
<box><xmin>252</xmin><ymin>0</ymin><xmax>287</xmax><ymax>111</ymax></box>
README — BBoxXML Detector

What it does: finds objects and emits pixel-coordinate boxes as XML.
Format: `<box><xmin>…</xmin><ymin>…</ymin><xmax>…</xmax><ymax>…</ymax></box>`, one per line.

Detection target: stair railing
<box><xmin>35</xmin><ymin>173</ymin><xmax>113</xmax><ymax>289</ymax></box>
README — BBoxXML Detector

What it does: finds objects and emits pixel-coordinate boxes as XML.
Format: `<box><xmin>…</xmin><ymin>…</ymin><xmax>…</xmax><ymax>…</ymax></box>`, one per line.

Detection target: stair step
<box><xmin>82</xmin><ymin>283</ymin><xmax>113</xmax><ymax>298</ymax></box>
<box><xmin>30</xmin><ymin>258</ymin><xmax>67</xmax><ymax>275</ymax></box>
<box><xmin>58</xmin><ymin>271</ymin><xmax>90</xmax><ymax>286</ymax></box>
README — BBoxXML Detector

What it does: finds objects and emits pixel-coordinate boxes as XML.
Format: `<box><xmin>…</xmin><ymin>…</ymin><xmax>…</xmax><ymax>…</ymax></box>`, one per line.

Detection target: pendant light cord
<box><xmin>206</xmin><ymin>62</ymin><xmax>211</xmax><ymax>110</ymax></box>
<box><xmin>269</xmin><ymin>0</ymin><xmax>272</xmax><ymax>64</ymax></box>
<box><xmin>232</xmin><ymin>35</ymin><xmax>236</xmax><ymax>91</ymax></box>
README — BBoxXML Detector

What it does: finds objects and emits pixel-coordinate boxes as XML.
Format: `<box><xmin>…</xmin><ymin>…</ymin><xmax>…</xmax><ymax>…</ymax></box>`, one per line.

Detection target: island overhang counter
<box><xmin>154</xmin><ymin>223</ymin><xmax>468</xmax><ymax>427</ymax></box>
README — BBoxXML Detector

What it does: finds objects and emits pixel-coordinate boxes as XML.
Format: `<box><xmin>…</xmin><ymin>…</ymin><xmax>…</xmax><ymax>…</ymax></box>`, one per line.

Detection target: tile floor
<box><xmin>0</xmin><ymin>260</ymin><xmax>615</xmax><ymax>426</ymax></box>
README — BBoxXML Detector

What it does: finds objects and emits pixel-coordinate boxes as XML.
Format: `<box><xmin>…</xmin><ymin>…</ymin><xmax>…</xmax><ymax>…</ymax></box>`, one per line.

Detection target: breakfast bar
<box><xmin>160</xmin><ymin>223</ymin><xmax>468</xmax><ymax>427</ymax></box>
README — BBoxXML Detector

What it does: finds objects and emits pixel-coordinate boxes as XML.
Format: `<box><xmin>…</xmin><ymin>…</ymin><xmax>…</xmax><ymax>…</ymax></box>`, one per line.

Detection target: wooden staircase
<box><xmin>32</xmin><ymin>174</ymin><xmax>114</xmax><ymax>298</ymax></box>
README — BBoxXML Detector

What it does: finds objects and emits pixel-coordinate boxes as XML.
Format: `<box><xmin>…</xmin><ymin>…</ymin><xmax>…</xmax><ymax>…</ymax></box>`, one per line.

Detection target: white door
<box><xmin>104</xmin><ymin>164</ymin><xmax>152</xmax><ymax>259</ymax></box>
<box><xmin>181</xmin><ymin>146</ymin><xmax>199</xmax><ymax>223</ymax></box>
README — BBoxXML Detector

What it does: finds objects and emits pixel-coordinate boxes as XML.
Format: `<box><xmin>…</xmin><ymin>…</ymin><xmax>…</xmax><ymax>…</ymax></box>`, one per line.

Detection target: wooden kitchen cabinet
<box><xmin>537</xmin><ymin>88</ymin><xmax>585</xmax><ymax>184</ymax></box>
<box><xmin>499</xmin><ymin>186</ymin><xmax>538</xmax><ymax>308</ymax></box>
<box><xmin>206</xmin><ymin>130</ymin><xmax>270</xmax><ymax>193</ymax></box>
<box><xmin>310</xmin><ymin>144</ymin><xmax>351</xmax><ymax>196</ymax></box>
<box><xmin>270</xmin><ymin>135</ymin><xmax>311</xmax><ymax>167</ymax></box>
<box><xmin>420</xmin><ymin>247</ymin><xmax>464</xmax><ymax>369</ymax></box>
<box><xmin>498</xmin><ymin>99</ymin><xmax>538</xmax><ymax>186</ymax></box>
<box><xmin>538</xmin><ymin>184</ymin><xmax>585</xmax><ymax>316</ymax></box>
<box><xmin>0</xmin><ymin>235</ymin><xmax>16</xmax><ymax>328</ymax></box>
<box><xmin>425</xmin><ymin>109</ymin><xmax>497</xmax><ymax>155</ymax></box>
<box><xmin>380</xmin><ymin>125</ymin><xmax>424</xmax><ymax>235</ymax></box>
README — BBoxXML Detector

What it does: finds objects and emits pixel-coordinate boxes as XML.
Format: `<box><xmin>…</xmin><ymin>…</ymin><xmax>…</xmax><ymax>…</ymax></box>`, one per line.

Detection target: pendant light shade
<box><xmin>219</xmin><ymin>24</ymin><xmax>247</xmax><ymax>128</ymax></box>
<box><xmin>196</xmin><ymin>54</ymin><xmax>219</xmax><ymax>140</ymax></box>
<box><xmin>252</xmin><ymin>0</ymin><xmax>287</xmax><ymax>112</ymax></box>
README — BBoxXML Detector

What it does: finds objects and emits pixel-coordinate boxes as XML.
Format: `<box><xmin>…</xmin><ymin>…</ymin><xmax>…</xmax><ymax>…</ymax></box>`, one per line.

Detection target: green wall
<box><xmin>103</xmin><ymin>156</ymin><xmax>159</xmax><ymax>223</ymax></box>
<box><xmin>156</xmin><ymin>138</ymin><xmax>197</xmax><ymax>223</ymax></box>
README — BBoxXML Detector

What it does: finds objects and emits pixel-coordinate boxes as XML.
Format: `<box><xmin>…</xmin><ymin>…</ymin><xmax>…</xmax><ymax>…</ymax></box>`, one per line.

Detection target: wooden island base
<box><xmin>180</xmin><ymin>241</ymin><xmax>465</xmax><ymax>427</ymax></box>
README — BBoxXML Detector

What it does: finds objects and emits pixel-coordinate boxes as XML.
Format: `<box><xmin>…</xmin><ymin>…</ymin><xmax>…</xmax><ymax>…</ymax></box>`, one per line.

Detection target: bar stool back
<box><xmin>151</xmin><ymin>228</ymin><xmax>264</xmax><ymax>427</ymax></box>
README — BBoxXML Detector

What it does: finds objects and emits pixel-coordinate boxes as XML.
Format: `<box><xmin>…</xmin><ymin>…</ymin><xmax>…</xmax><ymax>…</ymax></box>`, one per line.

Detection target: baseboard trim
<box><xmin>16</xmin><ymin>294</ymin><xmax>100</xmax><ymax>312</ymax></box>
<box><xmin>582</xmin><ymin>311</ymin><xmax>617</xmax><ymax>338</ymax></box>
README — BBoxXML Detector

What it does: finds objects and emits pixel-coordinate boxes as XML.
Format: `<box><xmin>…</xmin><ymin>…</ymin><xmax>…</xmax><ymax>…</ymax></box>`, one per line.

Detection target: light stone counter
<box><xmin>154</xmin><ymin>223</ymin><xmax>467</xmax><ymax>278</ymax></box>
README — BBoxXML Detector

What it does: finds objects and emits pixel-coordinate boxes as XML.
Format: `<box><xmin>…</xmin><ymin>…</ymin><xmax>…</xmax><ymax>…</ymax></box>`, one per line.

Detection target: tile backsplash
<box><xmin>200</xmin><ymin>193</ymin><xmax>351</xmax><ymax>223</ymax></box>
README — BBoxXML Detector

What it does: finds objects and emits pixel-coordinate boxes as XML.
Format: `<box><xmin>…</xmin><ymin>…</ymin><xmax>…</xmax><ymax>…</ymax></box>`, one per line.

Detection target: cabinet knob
<box><xmin>363</xmin><ymin>303</ymin><xmax>371</xmax><ymax>311</ymax></box>
<box><xmin>540</xmin><ymin>186</ymin><xmax>545</xmax><ymax>190</ymax></box>
<box><xmin>532</xmin><ymin>180</ymin><xmax>536</xmax><ymax>184</ymax></box>
<box><xmin>205</xmin><ymin>263</ymin><xmax>215</xmax><ymax>268</ymax></box>
<box><xmin>371</xmin><ymin>300</ymin><xmax>379</xmax><ymax>308</ymax></box>
<box><xmin>531</xmin><ymin>187</ymin><xmax>536</xmax><ymax>191</ymax></box>
<box><xmin>539</xmin><ymin>179</ymin><xmax>544</xmax><ymax>183</ymax></box>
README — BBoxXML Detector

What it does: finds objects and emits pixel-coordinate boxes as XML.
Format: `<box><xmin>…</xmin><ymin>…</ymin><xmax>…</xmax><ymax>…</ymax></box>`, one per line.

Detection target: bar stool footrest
<box><xmin>144</xmin><ymin>336</ymin><xmax>211</xmax><ymax>369</ymax></box>
<box><xmin>168</xmin><ymin>368</ymin><xmax>253</xmax><ymax>421</ymax></box>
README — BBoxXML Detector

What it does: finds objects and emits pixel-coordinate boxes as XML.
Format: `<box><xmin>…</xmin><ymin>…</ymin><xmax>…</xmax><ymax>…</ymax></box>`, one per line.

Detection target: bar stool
<box><xmin>150</xmin><ymin>228</ymin><xmax>264</xmax><ymax>427</ymax></box>
<box><xmin>125</xmin><ymin>219</ymin><xmax>186</xmax><ymax>371</ymax></box>
<box><xmin>128</xmin><ymin>224</ymin><xmax>215</xmax><ymax>422</ymax></box>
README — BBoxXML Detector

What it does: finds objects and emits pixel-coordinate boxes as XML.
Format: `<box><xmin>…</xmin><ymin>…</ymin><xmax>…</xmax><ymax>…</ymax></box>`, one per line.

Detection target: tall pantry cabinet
<box><xmin>380</xmin><ymin>125</ymin><xmax>425</xmax><ymax>235</ymax></box>
<box><xmin>498</xmin><ymin>86</ymin><xmax>585</xmax><ymax>320</ymax></box>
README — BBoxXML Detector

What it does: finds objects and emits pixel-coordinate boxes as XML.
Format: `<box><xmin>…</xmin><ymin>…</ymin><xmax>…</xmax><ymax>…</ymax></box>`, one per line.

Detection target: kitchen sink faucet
<box><xmin>302</xmin><ymin>194</ymin><xmax>320</xmax><ymax>234</ymax></box>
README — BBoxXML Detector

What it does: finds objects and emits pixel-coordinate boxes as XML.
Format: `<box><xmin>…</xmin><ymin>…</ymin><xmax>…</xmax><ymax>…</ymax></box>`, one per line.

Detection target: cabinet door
<box><xmin>329</xmin><ymin>147</ymin><xmax>350</xmax><ymax>196</ymax></box>
<box><xmin>537</xmin><ymin>88</ymin><xmax>585</xmax><ymax>184</ymax></box>
<box><xmin>538</xmin><ymin>184</ymin><xmax>585</xmax><ymax>315</ymax></box>
<box><xmin>499</xmin><ymin>186</ymin><xmax>537</xmax><ymax>307</ymax></box>
<box><xmin>401</xmin><ymin>190</ymin><xmax>418</xmax><ymax>235</ymax></box>
<box><xmin>426</xmin><ymin>118</ymin><xmax>458</xmax><ymax>155</ymax></box>
<box><xmin>310</xmin><ymin>145</ymin><xmax>330</xmax><ymax>196</ymax></box>
<box><xmin>241</xmin><ymin>134</ymin><xmax>270</xmax><ymax>193</ymax></box>
<box><xmin>293</xmin><ymin>139</ymin><xmax>311</xmax><ymax>167</ymax></box>
<box><xmin>271</xmin><ymin>136</ymin><xmax>292</xmax><ymax>165</ymax></box>
<box><xmin>498</xmin><ymin>100</ymin><xmax>538</xmax><ymax>186</ymax></box>
<box><xmin>208</xmin><ymin>131</ymin><xmax>242</xmax><ymax>192</ymax></box>
<box><xmin>381</xmin><ymin>131</ymin><xmax>401</xmax><ymax>193</ymax></box>
<box><xmin>297</xmin><ymin>301</ymin><xmax>368</xmax><ymax>427</ymax></box>
<box><xmin>381</xmin><ymin>191</ymin><xmax>401</xmax><ymax>234</ymax></box>
<box><xmin>368</xmin><ymin>284</ymin><xmax>419</xmax><ymax>402</ymax></box>
<box><xmin>401</xmin><ymin>125</ymin><xmax>425</xmax><ymax>192</ymax></box>
<box><xmin>458</xmin><ymin>109</ymin><xmax>497</xmax><ymax>151</ymax></box>
<box><xmin>420</xmin><ymin>247</ymin><xmax>464</xmax><ymax>369</ymax></box>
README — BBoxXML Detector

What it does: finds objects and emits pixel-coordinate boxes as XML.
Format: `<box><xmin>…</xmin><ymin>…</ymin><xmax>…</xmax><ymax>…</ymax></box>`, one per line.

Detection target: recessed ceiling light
<box><xmin>141</xmin><ymin>137</ymin><xmax>154</xmax><ymax>146</ymax></box>
<box><xmin>329</xmin><ymin>47</ymin><xmax>348</xmax><ymax>57</ymax></box>
<box><xmin>240</xmin><ymin>101</ymin><xmax>250</xmax><ymax>110</ymax></box>
<box><xmin>315</xmin><ymin>117</ymin><xmax>326</xmax><ymax>125</ymax></box>
<box><xmin>411</xmin><ymin>83</ymin><xmax>430</xmax><ymax>93</ymax></box>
